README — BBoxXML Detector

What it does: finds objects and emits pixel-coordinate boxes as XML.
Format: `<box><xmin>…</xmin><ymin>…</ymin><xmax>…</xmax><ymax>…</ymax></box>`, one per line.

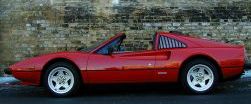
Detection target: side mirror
<box><xmin>107</xmin><ymin>46</ymin><xmax>114</xmax><ymax>55</ymax></box>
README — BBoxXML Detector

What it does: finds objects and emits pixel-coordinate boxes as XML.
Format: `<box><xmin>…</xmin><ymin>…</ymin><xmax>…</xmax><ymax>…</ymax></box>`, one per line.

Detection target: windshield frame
<box><xmin>89</xmin><ymin>32</ymin><xmax>125</xmax><ymax>54</ymax></box>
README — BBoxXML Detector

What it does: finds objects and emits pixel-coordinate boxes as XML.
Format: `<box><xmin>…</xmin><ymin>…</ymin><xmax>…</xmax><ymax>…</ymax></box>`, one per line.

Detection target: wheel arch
<box><xmin>178</xmin><ymin>54</ymin><xmax>223</xmax><ymax>82</ymax></box>
<box><xmin>40</xmin><ymin>58</ymin><xmax>83</xmax><ymax>86</ymax></box>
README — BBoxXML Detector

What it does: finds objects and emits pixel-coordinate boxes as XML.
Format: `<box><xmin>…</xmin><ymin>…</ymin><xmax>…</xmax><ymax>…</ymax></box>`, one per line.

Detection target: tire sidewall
<box><xmin>181</xmin><ymin>59</ymin><xmax>219</xmax><ymax>94</ymax></box>
<box><xmin>43</xmin><ymin>62</ymin><xmax>81</xmax><ymax>97</ymax></box>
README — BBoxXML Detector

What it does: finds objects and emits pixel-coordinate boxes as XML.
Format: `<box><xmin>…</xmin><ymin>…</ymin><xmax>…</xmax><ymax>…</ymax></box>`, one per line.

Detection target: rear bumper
<box><xmin>222</xmin><ymin>67</ymin><xmax>244</xmax><ymax>81</ymax></box>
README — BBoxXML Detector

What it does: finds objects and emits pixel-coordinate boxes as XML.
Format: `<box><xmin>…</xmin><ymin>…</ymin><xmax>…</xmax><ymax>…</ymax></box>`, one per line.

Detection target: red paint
<box><xmin>86</xmin><ymin>50</ymin><xmax>156</xmax><ymax>84</ymax></box>
<box><xmin>9</xmin><ymin>32</ymin><xmax>245</xmax><ymax>86</ymax></box>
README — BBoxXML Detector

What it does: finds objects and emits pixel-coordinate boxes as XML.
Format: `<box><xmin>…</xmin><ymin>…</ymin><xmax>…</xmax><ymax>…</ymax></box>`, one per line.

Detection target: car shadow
<box><xmin>81</xmin><ymin>83</ymin><xmax>185</xmax><ymax>96</ymax></box>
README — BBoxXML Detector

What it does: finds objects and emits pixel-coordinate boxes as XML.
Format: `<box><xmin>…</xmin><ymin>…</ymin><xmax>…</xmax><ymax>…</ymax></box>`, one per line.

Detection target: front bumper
<box><xmin>10</xmin><ymin>68</ymin><xmax>41</xmax><ymax>86</ymax></box>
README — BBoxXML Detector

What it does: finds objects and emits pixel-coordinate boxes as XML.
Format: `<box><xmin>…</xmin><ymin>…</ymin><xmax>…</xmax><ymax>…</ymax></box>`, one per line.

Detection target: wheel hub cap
<box><xmin>187</xmin><ymin>64</ymin><xmax>214</xmax><ymax>92</ymax></box>
<box><xmin>48</xmin><ymin>67</ymin><xmax>74</xmax><ymax>94</ymax></box>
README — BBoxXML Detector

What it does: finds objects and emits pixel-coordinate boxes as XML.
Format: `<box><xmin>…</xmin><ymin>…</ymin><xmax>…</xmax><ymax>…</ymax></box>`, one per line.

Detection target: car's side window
<box><xmin>159</xmin><ymin>35</ymin><xmax>186</xmax><ymax>49</ymax></box>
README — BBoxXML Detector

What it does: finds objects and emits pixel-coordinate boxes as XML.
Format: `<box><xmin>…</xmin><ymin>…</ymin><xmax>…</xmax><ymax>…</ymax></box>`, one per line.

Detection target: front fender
<box><xmin>9</xmin><ymin>51</ymin><xmax>89</xmax><ymax>85</ymax></box>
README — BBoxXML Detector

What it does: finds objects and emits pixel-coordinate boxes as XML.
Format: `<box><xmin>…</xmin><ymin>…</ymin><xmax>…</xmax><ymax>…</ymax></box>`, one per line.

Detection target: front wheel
<box><xmin>43</xmin><ymin>62</ymin><xmax>81</xmax><ymax>97</ymax></box>
<box><xmin>181</xmin><ymin>59</ymin><xmax>219</xmax><ymax>94</ymax></box>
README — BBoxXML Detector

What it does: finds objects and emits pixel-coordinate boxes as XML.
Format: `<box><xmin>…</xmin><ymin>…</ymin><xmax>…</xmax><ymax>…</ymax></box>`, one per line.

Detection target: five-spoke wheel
<box><xmin>181</xmin><ymin>59</ymin><xmax>218</xmax><ymax>94</ymax></box>
<box><xmin>43</xmin><ymin>62</ymin><xmax>81</xmax><ymax>97</ymax></box>
<box><xmin>48</xmin><ymin>67</ymin><xmax>74</xmax><ymax>94</ymax></box>
<box><xmin>187</xmin><ymin>64</ymin><xmax>214</xmax><ymax>92</ymax></box>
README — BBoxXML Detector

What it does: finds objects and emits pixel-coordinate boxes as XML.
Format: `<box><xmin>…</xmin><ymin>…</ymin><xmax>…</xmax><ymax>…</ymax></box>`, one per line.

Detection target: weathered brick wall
<box><xmin>0</xmin><ymin>0</ymin><xmax>251</xmax><ymax>67</ymax></box>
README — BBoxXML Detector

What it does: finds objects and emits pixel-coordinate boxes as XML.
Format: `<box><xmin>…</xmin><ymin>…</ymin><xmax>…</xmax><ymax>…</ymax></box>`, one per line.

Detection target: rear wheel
<box><xmin>181</xmin><ymin>59</ymin><xmax>219</xmax><ymax>94</ymax></box>
<box><xmin>43</xmin><ymin>62</ymin><xmax>81</xmax><ymax>97</ymax></box>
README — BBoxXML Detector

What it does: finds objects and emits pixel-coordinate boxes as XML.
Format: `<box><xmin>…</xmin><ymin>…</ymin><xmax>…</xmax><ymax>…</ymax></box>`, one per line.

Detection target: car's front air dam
<box><xmin>9</xmin><ymin>67</ymin><xmax>41</xmax><ymax>86</ymax></box>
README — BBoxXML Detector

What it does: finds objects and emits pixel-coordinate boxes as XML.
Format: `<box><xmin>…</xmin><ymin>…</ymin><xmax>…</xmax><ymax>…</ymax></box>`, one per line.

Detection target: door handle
<box><xmin>148</xmin><ymin>63</ymin><xmax>153</xmax><ymax>66</ymax></box>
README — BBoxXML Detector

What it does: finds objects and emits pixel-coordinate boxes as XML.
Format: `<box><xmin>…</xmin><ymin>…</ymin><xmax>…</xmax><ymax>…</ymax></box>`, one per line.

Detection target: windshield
<box><xmin>79</xmin><ymin>39</ymin><xmax>108</xmax><ymax>52</ymax></box>
<box><xmin>78</xmin><ymin>33</ymin><xmax>126</xmax><ymax>53</ymax></box>
<box><xmin>96</xmin><ymin>35</ymin><xmax>124</xmax><ymax>54</ymax></box>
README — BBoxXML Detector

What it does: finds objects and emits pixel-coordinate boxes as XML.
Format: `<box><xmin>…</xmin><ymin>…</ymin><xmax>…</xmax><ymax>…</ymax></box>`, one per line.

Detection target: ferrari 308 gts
<box><xmin>9</xmin><ymin>32</ymin><xmax>245</xmax><ymax>97</ymax></box>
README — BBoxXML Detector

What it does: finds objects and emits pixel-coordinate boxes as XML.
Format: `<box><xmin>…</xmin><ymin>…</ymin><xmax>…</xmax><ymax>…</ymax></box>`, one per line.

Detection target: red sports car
<box><xmin>9</xmin><ymin>32</ymin><xmax>245</xmax><ymax>97</ymax></box>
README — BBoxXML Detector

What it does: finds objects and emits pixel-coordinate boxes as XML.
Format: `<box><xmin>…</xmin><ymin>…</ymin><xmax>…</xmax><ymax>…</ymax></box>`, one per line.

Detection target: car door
<box><xmin>86</xmin><ymin>51</ymin><xmax>156</xmax><ymax>84</ymax></box>
<box><xmin>154</xmin><ymin>34</ymin><xmax>187</xmax><ymax>82</ymax></box>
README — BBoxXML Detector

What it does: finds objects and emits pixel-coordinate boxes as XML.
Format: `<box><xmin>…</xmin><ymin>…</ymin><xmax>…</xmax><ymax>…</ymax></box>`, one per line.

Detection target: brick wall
<box><xmin>0</xmin><ymin>0</ymin><xmax>251</xmax><ymax>67</ymax></box>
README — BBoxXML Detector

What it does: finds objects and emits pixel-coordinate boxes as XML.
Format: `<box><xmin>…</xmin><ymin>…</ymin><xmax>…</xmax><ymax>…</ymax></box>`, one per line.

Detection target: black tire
<box><xmin>43</xmin><ymin>62</ymin><xmax>81</xmax><ymax>97</ymax></box>
<box><xmin>180</xmin><ymin>59</ymin><xmax>219</xmax><ymax>94</ymax></box>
